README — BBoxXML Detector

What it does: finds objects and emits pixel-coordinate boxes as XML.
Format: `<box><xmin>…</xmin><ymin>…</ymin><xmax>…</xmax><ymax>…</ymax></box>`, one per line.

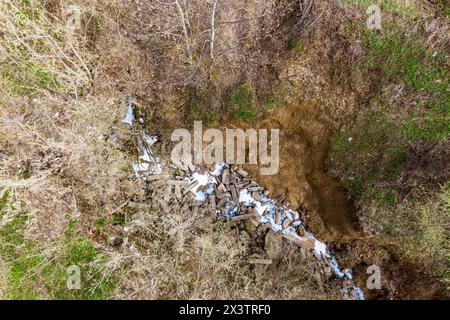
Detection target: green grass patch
<box><xmin>225</xmin><ymin>84</ymin><xmax>257</xmax><ymax>122</ymax></box>
<box><xmin>45</xmin><ymin>236</ymin><xmax>116</xmax><ymax>300</ymax></box>
<box><xmin>398</xmin><ymin>183</ymin><xmax>450</xmax><ymax>278</ymax></box>
<box><xmin>401</xmin><ymin>113</ymin><xmax>450</xmax><ymax>144</ymax></box>
<box><xmin>0</xmin><ymin>194</ymin><xmax>116</xmax><ymax>300</ymax></box>
<box><xmin>95</xmin><ymin>217</ymin><xmax>107</xmax><ymax>229</ymax></box>
<box><xmin>0</xmin><ymin>62</ymin><xmax>61</xmax><ymax>96</ymax></box>
<box><xmin>341</xmin><ymin>0</ymin><xmax>417</xmax><ymax>15</ymax></box>
<box><xmin>182</xmin><ymin>89</ymin><xmax>217</xmax><ymax>126</ymax></box>
<box><xmin>328</xmin><ymin>111</ymin><xmax>407</xmax><ymax>203</ymax></box>
<box><xmin>288</xmin><ymin>40</ymin><xmax>301</xmax><ymax>51</ymax></box>
<box><xmin>262</xmin><ymin>96</ymin><xmax>286</xmax><ymax>113</ymax></box>
<box><xmin>363</xmin><ymin>29</ymin><xmax>449</xmax><ymax>96</ymax></box>
<box><xmin>437</xmin><ymin>1</ymin><xmax>450</xmax><ymax>17</ymax></box>
<box><xmin>333</xmin><ymin>25</ymin><xmax>449</xmax><ymax>203</ymax></box>
<box><xmin>329</xmin><ymin>14</ymin><xmax>449</xmax><ymax>282</ymax></box>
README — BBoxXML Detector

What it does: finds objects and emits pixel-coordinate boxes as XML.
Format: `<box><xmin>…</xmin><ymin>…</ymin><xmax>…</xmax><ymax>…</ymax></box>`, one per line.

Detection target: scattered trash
<box><xmin>186</xmin><ymin>162</ymin><xmax>364</xmax><ymax>299</ymax></box>
<box><xmin>121</xmin><ymin>97</ymin><xmax>365</xmax><ymax>300</ymax></box>
<box><xmin>121</xmin><ymin>100</ymin><xmax>163</xmax><ymax>179</ymax></box>
<box><xmin>121</xmin><ymin>96</ymin><xmax>135</xmax><ymax>128</ymax></box>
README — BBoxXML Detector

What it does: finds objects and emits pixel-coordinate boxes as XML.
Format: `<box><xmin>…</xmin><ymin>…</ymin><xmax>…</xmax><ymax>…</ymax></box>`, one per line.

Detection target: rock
<box><xmin>251</xmin><ymin>191</ymin><xmax>261</xmax><ymax>201</ymax></box>
<box><xmin>222</xmin><ymin>168</ymin><xmax>230</xmax><ymax>185</ymax></box>
<box><xmin>237</xmin><ymin>181</ymin><xmax>252</xmax><ymax>191</ymax></box>
<box><xmin>218</xmin><ymin>183</ymin><xmax>227</xmax><ymax>193</ymax></box>
<box><xmin>265</xmin><ymin>232</ymin><xmax>283</xmax><ymax>260</ymax></box>
<box><xmin>297</xmin><ymin>225</ymin><xmax>306</xmax><ymax>237</ymax></box>
<box><xmin>217</xmin><ymin>197</ymin><xmax>228</xmax><ymax>208</ymax></box>
<box><xmin>282</xmin><ymin>217</ymin><xmax>292</xmax><ymax>229</ymax></box>
<box><xmin>209</xmin><ymin>195</ymin><xmax>216</xmax><ymax>211</ymax></box>
<box><xmin>256</xmin><ymin>223</ymin><xmax>270</xmax><ymax>236</ymax></box>
<box><xmin>244</xmin><ymin>219</ymin><xmax>257</xmax><ymax>233</ymax></box>
<box><xmin>108</xmin><ymin>236</ymin><xmax>123</xmax><ymax>247</ymax></box>
<box><xmin>236</xmin><ymin>168</ymin><xmax>249</xmax><ymax>177</ymax></box>
<box><xmin>230</xmin><ymin>184</ymin><xmax>239</xmax><ymax>203</ymax></box>
<box><xmin>299</xmin><ymin>239</ymin><xmax>315</xmax><ymax>251</ymax></box>
<box><xmin>275</xmin><ymin>211</ymin><xmax>283</xmax><ymax>225</ymax></box>
<box><xmin>216</xmin><ymin>191</ymin><xmax>231</xmax><ymax>199</ymax></box>
<box><xmin>230</xmin><ymin>212</ymin><xmax>257</xmax><ymax>222</ymax></box>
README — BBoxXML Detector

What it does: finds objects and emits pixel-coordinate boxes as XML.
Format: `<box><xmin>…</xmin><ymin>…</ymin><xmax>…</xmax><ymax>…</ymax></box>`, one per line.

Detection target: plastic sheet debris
<box><xmin>121</xmin><ymin>96</ymin><xmax>135</xmax><ymax>128</ymax></box>
<box><xmin>178</xmin><ymin>162</ymin><xmax>365</xmax><ymax>300</ymax></box>
<box><xmin>131</xmin><ymin>133</ymin><xmax>162</xmax><ymax>179</ymax></box>
<box><xmin>341</xmin><ymin>286</ymin><xmax>365</xmax><ymax>300</ymax></box>
<box><xmin>188</xmin><ymin>172</ymin><xmax>215</xmax><ymax>202</ymax></box>
<box><xmin>120</xmin><ymin>99</ymin><xmax>163</xmax><ymax>179</ymax></box>
<box><xmin>122</xmin><ymin>99</ymin><xmax>364</xmax><ymax>300</ymax></box>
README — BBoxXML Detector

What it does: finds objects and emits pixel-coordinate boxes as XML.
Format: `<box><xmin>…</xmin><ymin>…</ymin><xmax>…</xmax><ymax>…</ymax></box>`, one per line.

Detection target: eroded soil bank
<box><xmin>235</xmin><ymin>99</ymin><xmax>447</xmax><ymax>300</ymax></box>
<box><xmin>244</xmin><ymin>98</ymin><xmax>362</xmax><ymax>242</ymax></box>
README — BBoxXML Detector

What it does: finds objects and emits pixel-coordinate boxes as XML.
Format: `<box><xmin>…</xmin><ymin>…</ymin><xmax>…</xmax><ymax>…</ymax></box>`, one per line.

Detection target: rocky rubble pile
<box><xmin>121</xmin><ymin>100</ymin><xmax>364</xmax><ymax>300</ymax></box>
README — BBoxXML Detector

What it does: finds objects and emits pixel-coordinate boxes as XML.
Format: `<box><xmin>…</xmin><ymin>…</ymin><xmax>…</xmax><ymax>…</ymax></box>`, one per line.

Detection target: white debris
<box><xmin>123</xmin><ymin>105</ymin><xmax>364</xmax><ymax>300</ymax></box>
<box><xmin>239</xmin><ymin>189</ymin><xmax>255</xmax><ymax>205</ymax></box>
<box><xmin>131</xmin><ymin>131</ymin><xmax>163</xmax><ymax>179</ymax></box>
<box><xmin>354</xmin><ymin>287</ymin><xmax>365</xmax><ymax>300</ymax></box>
<box><xmin>187</xmin><ymin>172</ymin><xmax>217</xmax><ymax>201</ymax></box>
<box><xmin>121</xmin><ymin>97</ymin><xmax>135</xmax><ymax>128</ymax></box>
<box><xmin>154</xmin><ymin>161</ymin><xmax>163</xmax><ymax>174</ymax></box>
<box><xmin>139</xmin><ymin>148</ymin><xmax>152</xmax><ymax>163</ymax></box>
<box><xmin>192</xmin><ymin>172</ymin><xmax>209</xmax><ymax>187</ymax></box>
<box><xmin>209</xmin><ymin>164</ymin><xmax>363</xmax><ymax>298</ymax></box>
<box><xmin>132</xmin><ymin>163</ymin><xmax>149</xmax><ymax>175</ymax></box>
<box><xmin>212</xmin><ymin>163</ymin><xmax>227</xmax><ymax>176</ymax></box>
<box><xmin>313</xmin><ymin>240</ymin><xmax>327</xmax><ymax>258</ymax></box>
<box><xmin>342</xmin><ymin>286</ymin><xmax>365</xmax><ymax>300</ymax></box>
<box><xmin>142</xmin><ymin>134</ymin><xmax>158</xmax><ymax>147</ymax></box>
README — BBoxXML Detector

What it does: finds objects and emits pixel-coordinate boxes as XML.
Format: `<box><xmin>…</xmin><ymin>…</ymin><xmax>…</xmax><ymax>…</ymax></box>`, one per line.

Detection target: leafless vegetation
<box><xmin>0</xmin><ymin>0</ymin><xmax>448</xmax><ymax>299</ymax></box>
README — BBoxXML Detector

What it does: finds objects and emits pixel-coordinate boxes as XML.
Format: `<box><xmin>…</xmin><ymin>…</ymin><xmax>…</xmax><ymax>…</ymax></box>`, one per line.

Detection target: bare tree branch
<box><xmin>210</xmin><ymin>0</ymin><xmax>218</xmax><ymax>60</ymax></box>
<box><xmin>174</xmin><ymin>0</ymin><xmax>193</xmax><ymax>62</ymax></box>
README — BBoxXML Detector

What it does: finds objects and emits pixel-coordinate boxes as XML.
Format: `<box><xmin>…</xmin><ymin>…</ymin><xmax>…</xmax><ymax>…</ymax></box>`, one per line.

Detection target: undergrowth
<box><xmin>0</xmin><ymin>191</ymin><xmax>116</xmax><ymax>299</ymax></box>
<box><xmin>328</xmin><ymin>2</ymin><xmax>449</xmax><ymax>285</ymax></box>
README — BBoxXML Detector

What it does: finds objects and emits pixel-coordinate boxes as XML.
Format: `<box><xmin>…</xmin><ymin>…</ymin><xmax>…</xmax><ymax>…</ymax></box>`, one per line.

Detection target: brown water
<box><xmin>244</xmin><ymin>99</ymin><xmax>362</xmax><ymax>242</ymax></box>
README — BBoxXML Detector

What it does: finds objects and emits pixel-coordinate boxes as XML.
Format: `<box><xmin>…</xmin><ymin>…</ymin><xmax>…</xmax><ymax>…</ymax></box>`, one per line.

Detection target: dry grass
<box><xmin>0</xmin><ymin>0</ymin><xmax>332</xmax><ymax>300</ymax></box>
<box><xmin>2</xmin><ymin>0</ymin><xmax>445</xmax><ymax>300</ymax></box>
<box><xmin>327</xmin><ymin>0</ymin><xmax>449</xmax><ymax>295</ymax></box>
<box><xmin>0</xmin><ymin>0</ymin><xmax>136</xmax><ymax>298</ymax></box>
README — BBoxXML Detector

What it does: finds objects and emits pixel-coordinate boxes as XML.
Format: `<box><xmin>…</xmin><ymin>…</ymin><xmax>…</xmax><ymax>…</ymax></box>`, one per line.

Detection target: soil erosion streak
<box><xmin>247</xmin><ymin>99</ymin><xmax>362</xmax><ymax>242</ymax></box>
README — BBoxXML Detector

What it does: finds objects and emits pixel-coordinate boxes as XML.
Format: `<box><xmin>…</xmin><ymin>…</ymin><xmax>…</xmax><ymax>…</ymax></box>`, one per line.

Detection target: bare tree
<box><xmin>175</xmin><ymin>0</ymin><xmax>193</xmax><ymax>63</ymax></box>
<box><xmin>210</xmin><ymin>0</ymin><xmax>218</xmax><ymax>60</ymax></box>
